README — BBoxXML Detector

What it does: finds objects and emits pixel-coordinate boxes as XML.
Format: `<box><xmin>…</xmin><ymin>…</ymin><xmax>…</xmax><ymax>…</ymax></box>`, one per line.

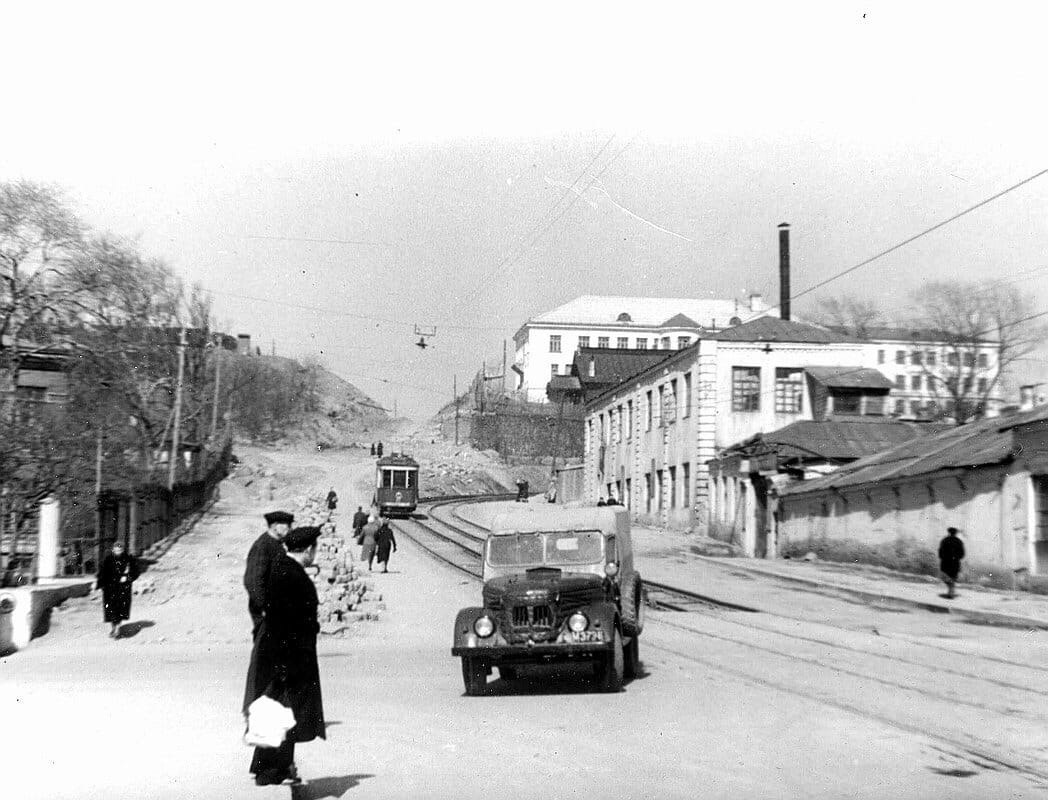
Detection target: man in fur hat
<box><xmin>244</xmin><ymin>510</ymin><xmax>294</xmax><ymax>637</ymax></box>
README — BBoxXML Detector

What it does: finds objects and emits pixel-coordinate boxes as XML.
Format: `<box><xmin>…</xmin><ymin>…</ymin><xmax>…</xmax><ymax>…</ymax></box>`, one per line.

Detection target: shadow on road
<box><xmin>290</xmin><ymin>773</ymin><xmax>374</xmax><ymax>799</ymax></box>
<box><xmin>117</xmin><ymin>620</ymin><xmax>155</xmax><ymax>638</ymax></box>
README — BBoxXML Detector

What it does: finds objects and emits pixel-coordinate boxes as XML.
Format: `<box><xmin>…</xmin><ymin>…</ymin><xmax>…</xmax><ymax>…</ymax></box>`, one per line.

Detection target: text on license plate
<box><xmin>570</xmin><ymin>630</ymin><xmax>603</xmax><ymax>643</ymax></box>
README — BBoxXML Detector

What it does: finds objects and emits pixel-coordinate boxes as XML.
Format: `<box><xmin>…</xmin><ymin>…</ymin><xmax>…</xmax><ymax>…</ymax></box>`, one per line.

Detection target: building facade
<box><xmin>514</xmin><ymin>294</ymin><xmax>774</xmax><ymax>403</ymax></box>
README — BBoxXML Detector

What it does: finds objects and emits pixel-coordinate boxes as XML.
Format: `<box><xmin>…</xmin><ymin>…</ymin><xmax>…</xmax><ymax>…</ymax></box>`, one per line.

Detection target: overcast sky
<box><xmin>2</xmin><ymin>2</ymin><xmax>1046</xmax><ymax>418</ymax></box>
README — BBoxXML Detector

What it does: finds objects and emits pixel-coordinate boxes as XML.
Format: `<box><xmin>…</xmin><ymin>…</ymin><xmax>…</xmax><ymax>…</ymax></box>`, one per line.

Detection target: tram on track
<box><xmin>373</xmin><ymin>452</ymin><xmax>420</xmax><ymax>517</ymax></box>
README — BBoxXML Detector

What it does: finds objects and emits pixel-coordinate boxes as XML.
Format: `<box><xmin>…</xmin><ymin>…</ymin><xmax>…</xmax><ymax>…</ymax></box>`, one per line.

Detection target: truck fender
<box><xmin>452</xmin><ymin>606</ymin><xmax>490</xmax><ymax>651</ymax></box>
<box><xmin>585</xmin><ymin>600</ymin><xmax>620</xmax><ymax>637</ymax></box>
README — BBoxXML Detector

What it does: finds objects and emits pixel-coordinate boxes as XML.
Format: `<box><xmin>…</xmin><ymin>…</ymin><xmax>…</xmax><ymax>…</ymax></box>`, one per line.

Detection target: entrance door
<box><xmin>752</xmin><ymin>475</ymin><xmax>769</xmax><ymax>558</ymax></box>
<box><xmin>1035</xmin><ymin>477</ymin><xmax>1048</xmax><ymax>574</ymax></box>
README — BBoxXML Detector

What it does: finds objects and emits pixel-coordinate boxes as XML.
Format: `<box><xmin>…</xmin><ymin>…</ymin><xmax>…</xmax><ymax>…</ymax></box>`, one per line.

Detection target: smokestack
<box><xmin>778</xmin><ymin>223</ymin><xmax>791</xmax><ymax>321</ymax></box>
<box><xmin>1020</xmin><ymin>385</ymin><xmax>1036</xmax><ymax>411</ymax></box>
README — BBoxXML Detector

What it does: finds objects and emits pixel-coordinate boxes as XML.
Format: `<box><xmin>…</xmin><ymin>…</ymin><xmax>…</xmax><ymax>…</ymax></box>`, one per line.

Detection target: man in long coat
<box><xmin>351</xmin><ymin>505</ymin><xmax>369</xmax><ymax>544</ymax></box>
<box><xmin>938</xmin><ymin>526</ymin><xmax>965</xmax><ymax>599</ymax></box>
<box><xmin>97</xmin><ymin>541</ymin><xmax>140</xmax><ymax>638</ymax></box>
<box><xmin>375</xmin><ymin>517</ymin><xmax>398</xmax><ymax>573</ymax></box>
<box><xmin>243</xmin><ymin>525</ymin><xmax>326</xmax><ymax>786</ymax></box>
<box><xmin>244</xmin><ymin>510</ymin><xmax>293</xmax><ymax>637</ymax></box>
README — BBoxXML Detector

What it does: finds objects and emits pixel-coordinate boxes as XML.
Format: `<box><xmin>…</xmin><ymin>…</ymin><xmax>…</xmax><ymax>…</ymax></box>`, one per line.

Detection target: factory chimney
<box><xmin>778</xmin><ymin>223</ymin><xmax>791</xmax><ymax>321</ymax></box>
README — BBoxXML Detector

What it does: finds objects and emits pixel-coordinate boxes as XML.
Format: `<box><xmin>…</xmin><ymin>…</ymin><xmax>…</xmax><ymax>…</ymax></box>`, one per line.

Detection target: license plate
<box><xmin>570</xmin><ymin>630</ymin><xmax>602</xmax><ymax>643</ymax></box>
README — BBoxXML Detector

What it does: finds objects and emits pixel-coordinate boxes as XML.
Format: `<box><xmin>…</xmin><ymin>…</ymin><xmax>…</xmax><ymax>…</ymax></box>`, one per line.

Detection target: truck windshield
<box><xmin>486</xmin><ymin>530</ymin><xmax>604</xmax><ymax>567</ymax></box>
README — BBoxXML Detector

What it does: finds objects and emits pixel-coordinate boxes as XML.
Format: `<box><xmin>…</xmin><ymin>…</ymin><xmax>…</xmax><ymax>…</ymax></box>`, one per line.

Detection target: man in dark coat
<box><xmin>244</xmin><ymin>510</ymin><xmax>293</xmax><ymax>637</ymax></box>
<box><xmin>352</xmin><ymin>505</ymin><xmax>368</xmax><ymax>543</ymax></box>
<box><xmin>375</xmin><ymin>517</ymin><xmax>398</xmax><ymax>573</ymax></box>
<box><xmin>325</xmin><ymin>488</ymin><xmax>338</xmax><ymax>511</ymax></box>
<box><xmin>376</xmin><ymin>441</ymin><xmax>384</xmax><ymax>457</ymax></box>
<box><xmin>243</xmin><ymin>525</ymin><xmax>326</xmax><ymax>786</ymax></box>
<box><xmin>938</xmin><ymin>526</ymin><xmax>965</xmax><ymax>599</ymax></box>
<box><xmin>97</xmin><ymin>541</ymin><xmax>140</xmax><ymax>638</ymax></box>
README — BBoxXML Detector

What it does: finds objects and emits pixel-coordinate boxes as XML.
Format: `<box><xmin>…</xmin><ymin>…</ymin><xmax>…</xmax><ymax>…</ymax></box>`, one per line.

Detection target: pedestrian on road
<box><xmin>370</xmin><ymin>442</ymin><xmax>375</xmax><ymax>456</ymax></box>
<box><xmin>939</xmin><ymin>526</ymin><xmax>965</xmax><ymax>599</ymax></box>
<box><xmin>97</xmin><ymin>541</ymin><xmax>140</xmax><ymax>639</ymax></box>
<box><xmin>376</xmin><ymin>441</ymin><xmax>384</xmax><ymax>457</ymax></box>
<box><xmin>352</xmin><ymin>505</ymin><xmax>368</xmax><ymax>543</ymax></box>
<box><xmin>244</xmin><ymin>510</ymin><xmax>294</xmax><ymax>638</ymax></box>
<box><xmin>596</xmin><ymin>497</ymin><xmax>607</xmax><ymax>507</ymax></box>
<box><xmin>325</xmin><ymin>488</ymin><xmax>338</xmax><ymax>511</ymax></box>
<box><xmin>375</xmin><ymin>517</ymin><xmax>398</xmax><ymax>573</ymax></box>
<box><xmin>360</xmin><ymin>515</ymin><xmax>379</xmax><ymax>570</ymax></box>
<box><xmin>243</xmin><ymin>525</ymin><xmax>326</xmax><ymax>787</ymax></box>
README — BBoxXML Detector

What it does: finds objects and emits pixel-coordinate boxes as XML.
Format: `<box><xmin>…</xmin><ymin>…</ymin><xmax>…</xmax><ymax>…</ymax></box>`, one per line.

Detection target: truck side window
<box><xmin>606</xmin><ymin>535</ymin><xmax>617</xmax><ymax>563</ymax></box>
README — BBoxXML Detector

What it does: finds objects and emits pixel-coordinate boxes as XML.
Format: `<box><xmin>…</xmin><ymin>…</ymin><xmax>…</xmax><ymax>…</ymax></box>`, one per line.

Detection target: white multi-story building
<box><xmin>513</xmin><ymin>294</ymin><xmax>776</xmax><ymax>403</ymax></box>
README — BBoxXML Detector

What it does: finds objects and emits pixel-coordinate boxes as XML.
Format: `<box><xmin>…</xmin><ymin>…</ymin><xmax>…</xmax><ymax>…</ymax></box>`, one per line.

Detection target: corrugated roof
<box><xmin>762</xmin><ymin>419</ymin><xmax>942</xmax><ymax>461</ymax></box>
<box><xmin>780</xmin><ymin>405</ymin><xmax>1048</xmax><ymax>496</ymax></box>
<box><xmin>573</xmin><ymin>347</ymin><xmax>672</xmax><ymax>397</ymax></box>
<box><xmin>805</xmin><ymin>366</ymin><xmax>894</xmax><ymax>390</ymax></box>
<box><xmin>713</xmin><ymin>317</ymin><xmax>852</xmax><ymax>344</ymax></box>
<box><xmin>530</xmin><ymin>295</ymin><xmax>775</xmax><ymax>328</ymax></box>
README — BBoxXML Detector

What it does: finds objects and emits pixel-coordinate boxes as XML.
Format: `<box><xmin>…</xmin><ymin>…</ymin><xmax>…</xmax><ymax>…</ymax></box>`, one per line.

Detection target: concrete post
<box><xmin>37</xmin><ymin>497</ymin><xmax>60</xmax><ymax>582</ymax></box>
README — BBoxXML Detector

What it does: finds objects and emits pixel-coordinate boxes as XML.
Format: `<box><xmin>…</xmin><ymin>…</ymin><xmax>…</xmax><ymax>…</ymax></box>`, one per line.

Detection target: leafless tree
<box><xmin>906</xmin><ymin>279</ymin><xmax>1047</xmax><ymax>424</ymax></box>
<box><xmin>809</xmin><ymin>294</ymin><xmax>881</xmax><ymax>337</ymax></box>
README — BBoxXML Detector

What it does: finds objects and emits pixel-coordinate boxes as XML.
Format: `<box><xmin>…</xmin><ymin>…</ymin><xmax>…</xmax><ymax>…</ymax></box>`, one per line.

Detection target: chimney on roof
<box><xmin>749</xmin><ymin>293</ymin><xmax>763</xmax><ymax>313</ymax></box>
<box><xmin>1020</xmin><ymin>384</ymin><xmax>1036</xmax><ymax>411</ymax></box>
<box><xmin>778</xmin><ymin>223</ymin><xmax>791</xmax><ymax>321</ymax></box>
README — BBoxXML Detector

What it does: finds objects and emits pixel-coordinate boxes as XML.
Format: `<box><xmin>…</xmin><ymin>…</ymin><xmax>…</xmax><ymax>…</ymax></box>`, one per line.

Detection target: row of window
<box><xmin>893</xmin><ymin>374</ymin><xmax>990</xmax><ymax>393</ymax></box>
<box><xmin>731</xmin><ymin>367</ymin><xmax>804</xmax><ymax>413</ymax></box>
<box><xmin>603</xmin><ymin>463</ymin><xmax>693</xmax><ymax>512</ymax></box>
<box><xmin>549</xmin><ymin>334</ymin><xmax>692</xmax><ymax>353</ymax></box>
<box><xmin>878</xmin><ymin>349</ymin><xmax>990</xmax><ymax>368</ymax></box>
<box><xmin>592</xmin><ymin>373</ymin><xmax>695</xmax><ymax>444</ymax></box>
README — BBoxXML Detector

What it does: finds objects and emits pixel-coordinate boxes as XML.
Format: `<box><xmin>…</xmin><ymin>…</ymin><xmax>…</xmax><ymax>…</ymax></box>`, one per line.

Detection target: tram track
<box><xmin>398</xmin><ymin>495</ymin><xmax>1048</xmax><ymax>785</ymax></box>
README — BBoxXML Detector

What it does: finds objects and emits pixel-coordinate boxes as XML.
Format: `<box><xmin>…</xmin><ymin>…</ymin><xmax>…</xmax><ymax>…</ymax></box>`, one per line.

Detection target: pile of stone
<box><xmin>296</xmin><ymin>492</ymin><xmax>385</xmax><ymax>635</ymax></box>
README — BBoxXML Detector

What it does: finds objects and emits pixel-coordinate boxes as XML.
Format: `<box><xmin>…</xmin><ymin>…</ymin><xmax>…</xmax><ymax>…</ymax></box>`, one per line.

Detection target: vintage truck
<box><xmin>451</xmin><ymin>505</ymin><xmax>643</xmax><ymax>694</ymax></box>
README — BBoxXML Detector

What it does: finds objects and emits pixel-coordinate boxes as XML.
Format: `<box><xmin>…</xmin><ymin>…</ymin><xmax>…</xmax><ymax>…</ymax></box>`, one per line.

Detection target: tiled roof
<box><xmin>713</xmin><ymin>317</ymin><xmax>852</xmax><ymax>344</ymax></box>
<box><xmin>761</xmin><ymin>419</ymin><xmax>941</xmax><ymax>461</ymax></box>
<box><xmin>779</xmin><ymin>405</ymin><xmax>1048</xmax><ymax>496</ymax></box>
<box><xmin>529</xmin><ymin>295</ymin><xmax>774</xmax><ymax>328</ymax></box>
<box><xmin>805</xmin><ymin>366</ymin><xmax>894</xmax><ymax>390</ymax></box>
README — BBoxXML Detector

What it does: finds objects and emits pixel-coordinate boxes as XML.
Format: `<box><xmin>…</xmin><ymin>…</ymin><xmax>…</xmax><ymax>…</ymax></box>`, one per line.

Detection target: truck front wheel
<box><xmin>596</xmin><ymin>627</ymin><xmax>625</xmax><ymax>693</ymax></box>
<box><xmin>462</xmin><ymin>657</ymin><xmax>487</xmax><ymax>696</ymax></box>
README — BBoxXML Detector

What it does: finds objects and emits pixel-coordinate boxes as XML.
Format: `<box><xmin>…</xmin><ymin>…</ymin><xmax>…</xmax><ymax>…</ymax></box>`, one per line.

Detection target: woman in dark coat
<box><xmin>375</xmin><ymin>517</ymin><xmax>398</xmax><ymax>573</ymax></box>
<box><xmin>97</xmin><ymin>541</ymin><xmax>139</xmax><ymax>638</ymax></box>
<box><xmin>243</xmin><ymin>526</ymin><xmax>326</xmax><ymax>786</ymax></box>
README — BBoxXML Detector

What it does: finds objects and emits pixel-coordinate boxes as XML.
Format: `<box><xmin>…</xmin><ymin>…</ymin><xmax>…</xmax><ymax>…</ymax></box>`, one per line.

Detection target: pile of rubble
<box><xmin>298</xmin><ymin>492</ymin><xmax>384</xmax><ymax>635</ymax></box>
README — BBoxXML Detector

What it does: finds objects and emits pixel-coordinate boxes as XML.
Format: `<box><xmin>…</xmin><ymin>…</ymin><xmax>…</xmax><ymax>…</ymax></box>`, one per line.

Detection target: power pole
<box><xmin>209</xmin><ymin>346</ymin><xmax>222</xmax><ymax>442</ymax></box>
<box><xmin>454</xmin><ymin>374</ymin><xmax>459</xmax><ymax>446</ymax></box>
<box><xmin>502</xmin><ymin>339</ymin><xmax>507</xmax><ymax>395</ymax></box>
<box><xmin>168</xmin><ymin>327</ymin><xmax>187</xmax><ymax>491</ymax></box>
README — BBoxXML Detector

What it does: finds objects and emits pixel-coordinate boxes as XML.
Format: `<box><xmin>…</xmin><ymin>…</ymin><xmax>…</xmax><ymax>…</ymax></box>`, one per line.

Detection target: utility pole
<box><xmin>209</xmin><ymin>345</ymin><xmax>222</xmax><ymax>442</ymax></box>
<box><xmin>454</xmin><ymin>374</ymin><xmax>459</xmax><ymax>446</ymax></box>
<box><xmin>502</xmin><ymin>339</ymin><xmax>507</xmax><ymax>396</ymax></box>
<box><xmin>168</xmin><ymin>327</ymin><xmax>187</xmax><ymax>491</ymax></box>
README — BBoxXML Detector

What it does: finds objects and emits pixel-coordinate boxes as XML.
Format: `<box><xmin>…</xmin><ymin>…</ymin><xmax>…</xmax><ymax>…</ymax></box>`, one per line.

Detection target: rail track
<box><xmin>394</xmin><ymin>494</ymin><xmax>1048</xmax><ymax>786</ymax></box>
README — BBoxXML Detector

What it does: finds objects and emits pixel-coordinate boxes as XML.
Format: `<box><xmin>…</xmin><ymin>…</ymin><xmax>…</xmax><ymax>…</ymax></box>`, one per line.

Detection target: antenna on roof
<box><xmin>414</xmin><ymin>324</ymin><xmax>436</xmax><ymax>349</ymax></box>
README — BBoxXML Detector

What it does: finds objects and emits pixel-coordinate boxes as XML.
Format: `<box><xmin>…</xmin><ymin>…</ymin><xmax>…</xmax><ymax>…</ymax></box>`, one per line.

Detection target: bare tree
<box><xmin>906</xmin><ymin>279</ymin><xmax>1047</xmax><ymax>424</ymax></box>
<box><xmin>809</xmin><ymin>294</ymin><xmax>881</xmax><ymax>337</ymax></box>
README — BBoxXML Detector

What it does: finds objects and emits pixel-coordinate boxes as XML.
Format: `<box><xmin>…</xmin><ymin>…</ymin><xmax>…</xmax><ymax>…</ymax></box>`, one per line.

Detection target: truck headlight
<box><xmin>473</xmin><ymin>615</ymin><xmax>495</xmax><ymax>638</ymax></box>
<box><xmin>567</xmin><ymin>612</ymin><xmax>589</xmax><ymax>633</ymax></box>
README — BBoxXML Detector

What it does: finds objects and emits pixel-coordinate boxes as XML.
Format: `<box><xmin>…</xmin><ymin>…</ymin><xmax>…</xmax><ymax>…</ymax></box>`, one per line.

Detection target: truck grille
<box><xmin>510</xmin><ymin>604</ymin><xmax>554</xmax><ymax>630</ymax></box>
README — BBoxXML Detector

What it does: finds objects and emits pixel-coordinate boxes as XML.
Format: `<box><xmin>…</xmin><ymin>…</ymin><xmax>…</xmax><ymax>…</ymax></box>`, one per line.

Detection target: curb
<box><xmin>693</xmin><ymin>555</ymin><xmax>1048</xmax><ymax>631</ymax></box>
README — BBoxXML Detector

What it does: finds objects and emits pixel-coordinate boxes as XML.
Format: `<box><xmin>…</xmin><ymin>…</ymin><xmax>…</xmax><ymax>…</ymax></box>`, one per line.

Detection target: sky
<box><xmin>2</xmin><ymin>2</ymin><xmax>1046</xmax><ymax>418</ymax></box>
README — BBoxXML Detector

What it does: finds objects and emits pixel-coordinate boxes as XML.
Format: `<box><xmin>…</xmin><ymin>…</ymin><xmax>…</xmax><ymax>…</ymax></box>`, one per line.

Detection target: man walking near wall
<box><xmin>938</xmin><ymin>527</ymin><xmax>965</xmax><ymax>599</ymax></box>
<box><xmin>244</xmin><ymin>511</ymin><xmax>294</xmax><ymax>637</ymax></box>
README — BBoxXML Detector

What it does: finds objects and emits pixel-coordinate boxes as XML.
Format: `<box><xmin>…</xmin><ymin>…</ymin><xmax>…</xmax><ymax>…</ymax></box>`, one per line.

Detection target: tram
<box><xmin>374</xmin><ymin>452</ymin><xmax>420</xmax><ymax>517</ymax></box>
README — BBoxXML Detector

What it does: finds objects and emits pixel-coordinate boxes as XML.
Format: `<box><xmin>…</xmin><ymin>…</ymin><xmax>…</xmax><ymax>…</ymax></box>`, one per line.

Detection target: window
<box><xmin>926</xmin><ymin>351</ymin><xmax>937</xmax><ymax>366</ymax></box>
<box><xmin>865</xmin><ymin>396</ymin><xmax>885</xmax><ymax>416</ymax></box>
<box><xmin>895</xmin><ymin>375</ymin><xmax>906</xmax><ymax>390</ymax></box>
<box><xmin>644</xmin><ymin>472</ymin><xmax>653</xmax><ymax>513</ymax></box>
<box><xmin>947</xmin><ymin>352</ymin><xmax>959</xmax><ymax>367</ymax></box>
<box><xmin>978</xmin><ymin>352</ymin><xmax>988</xmax><ymax>368</ymax></box>
<box><xmin>977</xmin><ymin>377</ymin><xmax>988</xmax><ymax>393</ymax></box>
<box><xmin>910</xmin><ymin>374</ymin><xmax>922</xmax><ymax>391</ymax></box>
<box><xmin>669</xmin><ymin>466</ymin><xmax>677</xmax><ymax>508</ymax></box>
<box><xmin>565</xmin><ymin>364</ymin><xmax>572</xmax><ymax>374</ymax></box>
<box><xmin>682</xmin><ymin>462</ymin><xmax>690</xmax><ymax>507</ymax></box>
<box><xmin>774</xmin><ymin>368</ymin><xmax>803</xmax><ymax>413</ymax></box>
<box><xmin>964</xmin><ymin>353</ymin><xmax>975</xmax><ymax>368</ymax></box>
<box><xmin>683</xmin><ymin>372</ymin><xmax>692</xmax><ymax>418</ymax></box>
<box><xmin>625</xmin><ymin>478</ymin><xmax>631</xmax><ymax>509</ymax></box>
<box><xmin>597</xmin><ymin>336</ymin><xmax>609</xmax><ymax>349</ymax></box>
<box><xmin>657</xmin><ymin>469</ymin><xmax>664</xmax><ymax>511</ymax></box>
<box><xmin>599</xmin><ymin>413</ymin><xmax>606</xmax><ymax>445</ymax></box>
<box><xmin>636</xmin><ymin>338</ymin><xmax>647</xmax><ymax>350</ymax></box>
<box><xmin>732</xmin><ymin>367</ymin><xmax>761</xmax><ymax>411</ymax></box>
<box><xmin>911</xmin><ymin>351</ymin><xmax>922</xmax><ymax>365</ymax></box>
<box><xmin>657</xmin><ymin>385</ymin><xmax>666</xmax><ymax>426</ymax></box>
<box><xmin>550</xmin><ymin>364</ymin><xmax>559</xmax><ymax>377</ymax></box>
<box><xmin>834</xmin><ymin>394</ymin><xmax>861</xmax><ymax>414</ymax></box>
<box><xmin>661</xmin><ymin>337</ymin><xmax>671</xmax><ymax>349</ymax></box>
<box><xmin>588</xmin><ymin>357</ymin><xmax>595</xmax><ymax>378</ymax></box>
<box><xmin>549</xmin><ymin>334</ymin><xmax>561</xmax><ymax>353</ymax></box>
<box><xmin>645</xmin><ymin>390</ymin><xmax>653</xmax><ymax>430</ymax></box>
<box><xmin>677</xmin><ymin>336</ymin><xmax>689</xmax><ymax>350</ymax></box>
<box><xmin>877</xmin><ymin>349</ymin><xmax>885</xmax><ymax>364</ymax></box>
<box><xmin>894</xmin><ymin>398</ymin><xmax>907</xmax><ymax>415</ymax></box>
<box><xmin>667</xmin><ymin>379</ymin><xmax>678</xmax><ymax>423</ymax></box>
<box><xmin>626</xmin><ymin>400</ymin><xmax>633</xmax><ymax>438</ymax></box>
<box><xmin>895</xmin><ymin>350</ymin><xmax>906</xmax><ymax>364</ymax></box>
<box><xmin>617</xmin><ymin>405</ymin><xmax>624</xmax><ymax>441</ymax></box>
<box><xmin>617</xmin><ymin>336</ymin><xmax>629</xmax><ymax>349</ymax></box>
<box><xmin>578</xmin><ymin>336</ymin><xmax>590</xmax><ymax>349</ymax></box>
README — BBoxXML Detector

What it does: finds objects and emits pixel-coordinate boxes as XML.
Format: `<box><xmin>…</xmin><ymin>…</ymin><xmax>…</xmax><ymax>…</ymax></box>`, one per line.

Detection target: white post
<box><xmin>37</xmin><ymin>497</ymin><xmax>60</xmax><ymax>581</ymax></box>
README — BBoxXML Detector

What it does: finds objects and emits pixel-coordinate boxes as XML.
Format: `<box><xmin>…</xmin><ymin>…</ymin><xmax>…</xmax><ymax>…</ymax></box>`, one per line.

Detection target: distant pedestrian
<box><xmin>375</xmin><ymin>517</ymin><xmax>398</xmax><ymax>573</ymax></box>
<box><xmin>938</xmin><ymin>526</ymin><xmax>965</xmax><ymax>599</ymax></box>
<box><xmin>325</xmin><ymin>488</ymin><xmax>338</xmax><ymax>511</ymax></box>
<box><xmin>376</xmin><ymin>442</ymin><xmax>384</xmax><ymax>457</ymax></box>
<box><xmin>243</xmin><ymin>526</ymin><xmax>326</xmax><ymax>787</ymax></box>
<box><xmin>360</xmin><ymin>515</ymin><xmax>380</xmax><ymax>570</ymax></box>
<box><xmin>596</xmin><ymin>497</ymin><xmax>607</xmax><ymax>507</ymax></box>
<box><xmin>244</xmin><ymin>510</ymin><xmax>294</xmax><ymax>638</ymax></box>
<box><xmin>97</xmin><ymin>541</ymin><xmax>140</xmax><ymax>638</ymax></box>
<box><xmin>352</xmin><ymin>505</ymin><xmax>368</xmax><ymax>544</ymax></box>
<box><xmin>370</xmin><ymin>443</ymin><xmax>376</xmax><ymax>456</ymax></box>
<box><xmin>546</xmin><ymin>478</ymin><xmax>557</xmax><ymax>504</ymax></box>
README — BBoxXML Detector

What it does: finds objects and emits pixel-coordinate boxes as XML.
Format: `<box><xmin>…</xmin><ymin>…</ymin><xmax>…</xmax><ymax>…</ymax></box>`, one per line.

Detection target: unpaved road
<box><xmin>0</xmin><ymin>441</ymin><xmax>1042</xmax><ymax>799</ymax></box>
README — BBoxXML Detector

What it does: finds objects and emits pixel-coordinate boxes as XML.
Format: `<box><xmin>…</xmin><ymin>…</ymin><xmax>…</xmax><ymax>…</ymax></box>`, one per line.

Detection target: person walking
<box><xmin>938</xmin><ymin>526</ymin><xmax>965</xmax><ymax>599</ymax></box>
<box><xmin>375</xmin><ymin>517</ymin><xmax>398</xmax><ymax>573</ymax></box>
<box><xmin>325</xmin><ymin>488</ymin><xmax>338</xmax><ymax>511</ymax></box>
<box><xmin>97</xmin><ymin>541</ymin><xmax>140</xmax><ymax>638</ymax></box>
<box><xmin>376</xmin><ymin>441</ymin><xmax>384</xmax><ymax>457</ymax></box>
<box><xmin>352</xmin><ymin>505</ymin><xmax>368</xmax><ymax>543</ymax></box>
<box><xmin>244</xmin><ymin>510</ymin><xmax>294</xmax><ymax>638</ymax></box>
<box><xmin>370</xmin><ymin>443</ymin><xmax>375</xmax><ymax>456</ymax></box>
<box><xmin>243</xmin><ymin>526</ymin><xmax>326</xmax><ymax>787</ymax></box>
<box><xmin>359</xmin><ymin>515</ymin><xmax>379</xmax><ymax>571</ymax></box>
